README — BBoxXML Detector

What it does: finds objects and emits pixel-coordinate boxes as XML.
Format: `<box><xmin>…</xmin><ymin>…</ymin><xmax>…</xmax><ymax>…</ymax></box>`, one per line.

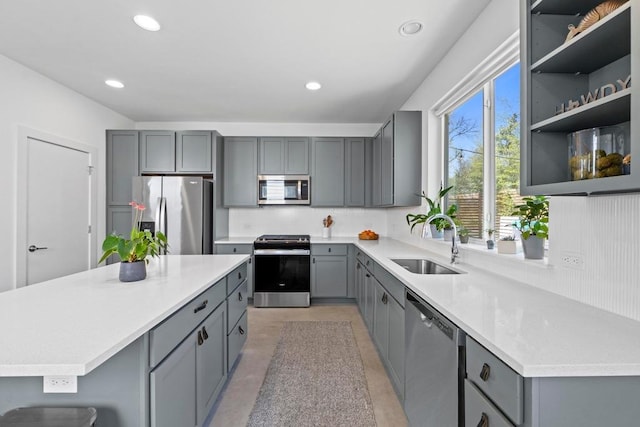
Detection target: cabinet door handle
<box><xmin>357</xmin><ymin>263</ymin><xmax>360</xmax><ymax>269</ymax></box>
<box><xmin>328</xmin><ymin>247</ymin><xmax>332</xmax><ymax>253</ymax></box>
<box><xmin>202</xmin><ymin>326</ymin><xmax>209</xmax><ymax>340</ymax></box>
<box><xmin>193</xmin><ymin>300</ymin><xmax>208</xmax><ymax>314</ymax></box>
<box><xmin>238</xmin><ymin>326</ymin><xmax>245</xmax><ymax>335</ymax></box>
<box><xmin>238</xmin><ymin>271</ymin><xmax>242</xmax><ymax>280</ymax></box>
<box><xmin>233</xmin><ymin>247</ymin><xmax>237</xmax><ymax>253</ymax></box>
<box><xmin>382</xmin><ymin>293</ymin><xmax>388</xmax><ymax>304</ymax></box>
<box><xmin>365</xmin><ymin>273</ymin><xmax>370</xmax><ymax>278</ymax></box>
<box><xmin>477</xmin><ymin>412</ymin><xmax>489</xmax><ymax>427</ymax></box>
<box><xmin>313</xmin><ymin>258</ymin><xmax>316</xmax><ymax>264</ymax></box>
<box><xmin>197</xmin><ymin>330</ymin><xmax>204</xmax><ymax>346</ymax></box>
<box><xmin>480</xmin><ymin>363</ymin><xmax>491</xmax><ymax>381</ymax></box>
<box><xmin>238</xmin><ymin>292</ymin><xmax>243</xmax><ymax>301</ymax></box>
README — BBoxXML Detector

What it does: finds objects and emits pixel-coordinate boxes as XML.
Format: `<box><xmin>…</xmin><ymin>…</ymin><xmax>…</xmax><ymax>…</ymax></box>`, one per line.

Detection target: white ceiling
<box><xmin>0</xmin><ymin>0</ymin><xmax>491</xmax><ymax>123</ymax></box>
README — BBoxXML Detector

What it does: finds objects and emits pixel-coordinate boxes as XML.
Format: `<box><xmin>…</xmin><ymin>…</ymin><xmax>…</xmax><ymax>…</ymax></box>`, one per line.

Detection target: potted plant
<box><xmin>406</xmin><ymin>184</ymin><xmax>456</xmax><ymax>238</ymax></box>
<box><xmin>458</xmin><ymin>225</ymin><xmax>470</xmax><ymax>244</ymax></box>
<box><xmin>497</xmin><ymin>235</ymin><xmax>517</xmax><ymax>254</ymax></box>
<box><xmin>485</xmin><ymin>228</ymin><xmax>495</xmax><ymax>249</ymax></box>
<box><xmin>99</xmin><ymin>201</ymin><xmax>168</xmax><ymax>282</ymax></box>
<box><xmin>512</xmin><ymin>195</ymin><xmax>549</xmax><ymax>260</ymax></box>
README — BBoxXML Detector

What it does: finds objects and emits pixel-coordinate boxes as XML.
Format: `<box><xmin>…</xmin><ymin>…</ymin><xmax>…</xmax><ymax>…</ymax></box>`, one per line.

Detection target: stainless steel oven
<box><xmin>253</xmin><ymin>235</ymin><xmax>311</xmax><ymax>307</ymax></box>
<box><xmin>258</xmin><ymin>175</ymin><xmax>310</xmax><ymax>205</ymax></box>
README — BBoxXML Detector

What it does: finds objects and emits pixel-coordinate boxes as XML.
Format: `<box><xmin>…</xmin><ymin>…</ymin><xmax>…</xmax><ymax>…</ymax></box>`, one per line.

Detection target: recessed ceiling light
<box><xmin>305</xmin><ymin>81</ymin><xmax>322</xmax><ymax>91</ymax></box>
<box><xmin>133</xmin><ymin>15</ymin><xmax>161</xmax><ymax>32</ymax></box>
<box><xmin>399</xmin><ymin>20</ymin><xmax>423</xmax><ymax>36</ymax></box>
<box><xmin>105</xmin><ymin>79</ymin><xmax>124</xmax><ymax>89</ymax></box>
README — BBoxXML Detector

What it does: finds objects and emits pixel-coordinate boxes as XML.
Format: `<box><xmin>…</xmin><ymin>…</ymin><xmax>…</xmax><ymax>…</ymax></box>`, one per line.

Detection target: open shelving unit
<box><xmin>521</xmin><ymin>0</ymin><xmax>638</xmax><ymax>195</ymax></box>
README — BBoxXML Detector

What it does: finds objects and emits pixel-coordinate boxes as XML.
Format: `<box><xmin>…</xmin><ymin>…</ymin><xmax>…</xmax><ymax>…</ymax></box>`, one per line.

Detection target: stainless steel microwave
<box><xmin>258</xmin><ymin>175</ymin><xmax>310</xmax><ymax>205</ymax></box>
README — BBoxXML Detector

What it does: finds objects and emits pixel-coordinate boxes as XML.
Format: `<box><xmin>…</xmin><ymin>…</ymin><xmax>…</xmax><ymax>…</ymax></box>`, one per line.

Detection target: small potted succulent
<box><xmin>99</xmin><ymin>201</ymin><xmax>168</xmax><ymax>282</ymax></box>
<box><xmin>458</xmin><ymin>225</ymin><xmax>470</xmax><ymax>244</ymax></box>
<box><xmin>512</xmin><ymin>195</ymin><xmax>549</xmax><ymax>260</ymax></box>
<box><xmin>497</xmin><ymin>235</ymin><xmax>517</xmax><ymax>254</ymax></box>
<box><xmin>485</xmin><ymin>228</ymin><xmax>495</xmax><ymax>249</ymax></box>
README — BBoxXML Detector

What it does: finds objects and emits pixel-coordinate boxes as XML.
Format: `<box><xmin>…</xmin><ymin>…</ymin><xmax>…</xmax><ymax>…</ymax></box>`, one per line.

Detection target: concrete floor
<box><xmin>208</xmin><ymin>304</ymin><xmax>408</xmax><ymax>427</ymax></box>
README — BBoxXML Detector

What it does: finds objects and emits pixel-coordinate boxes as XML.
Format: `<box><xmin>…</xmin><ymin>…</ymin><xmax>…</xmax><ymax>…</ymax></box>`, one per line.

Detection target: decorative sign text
<box><xmin>555</xmin><ymin>74</ymin><xmax>631</xmax><ymax>115</ymax></box>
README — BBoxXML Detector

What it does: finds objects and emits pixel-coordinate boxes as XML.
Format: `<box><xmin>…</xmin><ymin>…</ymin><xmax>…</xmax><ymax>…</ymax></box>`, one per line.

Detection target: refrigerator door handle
<box><xmin>160</xmin><ymin>197</ymin><xmax>168</xmax><ymax>254</ymax></box>
<box><xmin>155</xmin><ymin>196</ymin><xmax>163</xmax><ymax>233</ymax></box>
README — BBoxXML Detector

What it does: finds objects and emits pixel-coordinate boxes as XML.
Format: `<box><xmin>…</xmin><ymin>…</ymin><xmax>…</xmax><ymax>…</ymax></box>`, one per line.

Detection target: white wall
<box><xmin>0</xmin><ymin>54</ymin><xmax>134</xmax><ymax>292</ymax></box>
<box><xmin>138</xmin><ymin>121</ymin><xmax>386</xmax><ymax>237</ymax></box>
<box><xmin>388</xmin><ymin>0</ymin><xmax>640</xmax><ymax>321</ymax></box>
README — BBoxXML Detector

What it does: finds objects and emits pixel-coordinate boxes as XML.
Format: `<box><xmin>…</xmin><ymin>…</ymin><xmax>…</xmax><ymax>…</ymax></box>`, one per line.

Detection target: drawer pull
<box><xmin>202</xmin><ymin>326</ymin><xmax>209</xmax><ymax>340</ymax></box>
<box><xmin>476</xmin><ymin>412</ymin><xmax>489</xmax><ymax>427</ymax></box>
<box><xmin>197</xmin><ymin>330</ymin><xmax>204</xmax><ymax>346</ymax></box>
<box><xmin>480</xmin><ymin>363</ymin><xmax>491</xmax><ymax>381</ymax></box>
<box><xmin>193</xmin><ymin>300</ymin><xmax>209</xmax><ymax>314</ymax></box>
<box><xmin>238</xmin><ymin>271</ymin><xmax>242</xmax><ymax>280</ymax></box>
<box><xmin>365</xmin><ymin>273</ymin><xmax>371</xmax><ymax>278</ymax></box>
<box><xmin>238</xmin><ymin>292</ymin><xmax>243</xmax><ymax>301</ymax></box>
<box><xmin>382</xmin><ymin>293</ymin><xmax>388</xmax><ymax>304</ymax></box>
<box><xmin>238</xmin><ymin>326</ymin><xmax>245</xmax><ymax>335</ymax></box>
<box><xmin>233</xmin><ymin>247</ymin><xmax>237</xmax><ymax>253</ymax></box>
<box><xmin>328</xmin><ymin>247</ymin><xmax>332</xmax><ymax>253</ymax></box>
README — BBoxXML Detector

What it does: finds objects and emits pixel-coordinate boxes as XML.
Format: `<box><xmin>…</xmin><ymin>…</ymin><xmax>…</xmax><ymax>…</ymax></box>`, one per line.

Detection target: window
<box><xmin>445</xmin><ymin>63</ymin><xmax>521</xmax><ymax>241</ymax></box>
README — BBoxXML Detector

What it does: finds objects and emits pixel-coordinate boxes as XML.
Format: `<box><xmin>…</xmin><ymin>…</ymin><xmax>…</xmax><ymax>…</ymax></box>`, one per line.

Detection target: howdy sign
<box><xmin>555</xmin><ymin>74</ymin><xmax>631</xmax><ymax>115</ymax></box>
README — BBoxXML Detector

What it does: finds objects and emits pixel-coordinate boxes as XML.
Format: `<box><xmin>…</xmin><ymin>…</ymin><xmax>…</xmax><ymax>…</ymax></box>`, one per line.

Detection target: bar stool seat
<box><xmin>0</xmin><ymin>407</ymin><xmax>97</xmax><ymax>427</ymax></box>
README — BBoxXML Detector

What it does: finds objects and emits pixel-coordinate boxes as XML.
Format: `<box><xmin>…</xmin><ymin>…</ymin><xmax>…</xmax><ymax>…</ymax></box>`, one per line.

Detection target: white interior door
<box><xmin>17</xmin><ymin>129</ymin><xmax>96</xmax><ymax>286</ymax></box>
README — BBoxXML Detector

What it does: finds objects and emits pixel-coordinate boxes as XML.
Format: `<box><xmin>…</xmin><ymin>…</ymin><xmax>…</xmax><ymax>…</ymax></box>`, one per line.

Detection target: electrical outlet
<box><xmin>560</xmin><ymin>252</ymin><xmax>584</xmax><ymax>270</ymax></box>
<box><xmin>43</xmin><ymin>375</ymin><xmax>77</xmax><ymax>393</ymax></box>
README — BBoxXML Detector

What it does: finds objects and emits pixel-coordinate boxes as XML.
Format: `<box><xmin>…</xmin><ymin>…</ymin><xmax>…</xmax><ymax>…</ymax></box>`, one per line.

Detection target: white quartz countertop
<box><xmin>0</xmin><ymin>255</ymin><xmax>249</xmax><ymax>377</ymax></box>
<box><xmin>220</xmin><ymin>236</ymin><xmax>640</xmax><ymax>377</ymax></box>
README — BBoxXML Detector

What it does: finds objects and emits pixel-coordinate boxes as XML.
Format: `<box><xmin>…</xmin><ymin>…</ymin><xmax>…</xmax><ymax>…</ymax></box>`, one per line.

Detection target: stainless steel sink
<box><xmin>391</xmin><ymin>258</ymin><xmax>460</xmax><ymax>275</ymax></box>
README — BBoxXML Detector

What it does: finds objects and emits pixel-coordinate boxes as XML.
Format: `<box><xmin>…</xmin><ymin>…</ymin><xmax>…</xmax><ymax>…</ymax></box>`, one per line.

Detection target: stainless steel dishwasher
<box><xmin>405</xmin><ymin>290</ymin><xmax>465</xmax><ymax>427</ymax></box>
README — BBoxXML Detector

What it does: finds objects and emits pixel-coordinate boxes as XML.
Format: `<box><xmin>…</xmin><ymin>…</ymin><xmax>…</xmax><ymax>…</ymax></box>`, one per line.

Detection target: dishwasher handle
<box><xmin>407</xmin><ymin>291</ymin><xmax>459</xmax><ymax>343</ymax></box>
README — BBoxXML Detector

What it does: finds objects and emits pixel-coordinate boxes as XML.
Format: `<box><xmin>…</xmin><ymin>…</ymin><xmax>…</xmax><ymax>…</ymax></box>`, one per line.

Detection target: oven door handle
<box><xmin>254</xmin><ymin>249</ymin><xmax>311</xmax><ymax>256</ymax></box>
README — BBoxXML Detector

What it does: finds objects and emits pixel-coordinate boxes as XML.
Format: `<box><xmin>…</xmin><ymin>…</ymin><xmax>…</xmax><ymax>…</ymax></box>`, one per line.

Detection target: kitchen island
<box><xmin>0</xmin><ymin>255</ymin><xmax>249</xmax><ymax>427</ymax></box>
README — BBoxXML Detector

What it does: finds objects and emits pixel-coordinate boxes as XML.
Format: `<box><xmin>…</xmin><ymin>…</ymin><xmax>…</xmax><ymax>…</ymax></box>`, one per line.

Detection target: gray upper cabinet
<box><xmin>345</xmin><ymin>137</ymin><xmax>367</xmax><ymax>206</ymax></box>
<box><xmin>258</xmin><ymin>137</ymin><xmax>309</xmax><ymax>175</ymax></box>
<box><xmin>176</xmin><ymin>131</ymin><xmax>213</xmax><ymax>173</ymax></box>
<box><xmin>311</xmin><ymin>137</ymin><xmax>345</xmax><ymax>206</ymax></box>
<box><xmin>140</xmin><ymin>130</ymin><xmax>216</xmax><ymax>174</ymax></box>
<box><xmin>371</xmin><ymin>111</ymin><xmax>422</xmax><ymax>207</ymax></box>
<box><xmin>223</xmin><ymin>137</ymin><xmax>258</xmax><ymax>207</ymax></box>
<box><xmin>107</xmin><ymin>130</ymin><xmax>139</xmax><ymax>205</ymax></box>
<box><xmin>140</xmin><ymin>131</ymin><xmax>176</xmax><ymax>173</ymax></box>
<box><xmin>521</xmin><ymin>0</ymin><xmax>637</xmax><ymax>195</ymax></box>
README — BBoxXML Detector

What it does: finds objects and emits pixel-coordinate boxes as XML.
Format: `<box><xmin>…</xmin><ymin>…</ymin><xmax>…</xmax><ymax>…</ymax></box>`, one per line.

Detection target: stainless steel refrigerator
<box><xmin>132</xmin><ymin>176</ymin><xmax>214</xmax><ymax>255</ymax></box>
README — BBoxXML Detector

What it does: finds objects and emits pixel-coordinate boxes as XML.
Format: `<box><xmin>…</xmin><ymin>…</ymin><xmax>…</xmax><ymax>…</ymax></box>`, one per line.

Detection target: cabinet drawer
<box><xmin>227</xmin><ymin>263</ymin><xmax>248</xmax><ymax>294</ymax></box>
<box><xmin>373</xmin><ymin>263</ymin><xmax>405</xmax><ymax>308</ymax></box>
<box><xmin>356</xmin><ymin>250</ymin><xmax>373</xmax><ymax>271</ymax></box>
<box><xmin>466</xmin><ymin>337</ymin><xmax>523</xmax><ymax>425</ymax></box>
<box><xmin>216</xmin><ymin>244</ymin><xmax>252</xmax><ymax>255</ymax></box>
<box><xmin>228</xmin><ymin>311</ymin><xmax>248</xmax><ymax>373</ymax></box>
<box><xmin>464</xmin><ymin>379</ymin><xmax>515</xmax><ymax>427</ymax></box>
<box><xmin>311</xmin><ymin>244</ymin><xmax>348</xmax><ymax>256</ymax></box>
<box><xmin>149</xmin><ymin>279</ymin><xmax>226</xmax><ymax>368</ymax></box>
<box><xmin>227</xmin><ymin>280</ymin><xmax>248</xmax><ymax>333</ymax></box>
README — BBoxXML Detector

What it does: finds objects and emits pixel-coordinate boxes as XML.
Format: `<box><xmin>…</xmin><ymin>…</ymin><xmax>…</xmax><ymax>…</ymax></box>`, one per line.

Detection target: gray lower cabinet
<box><xmin>311</xmin><ymin>244</ymin><xmax>348</xmax><ymax>298</ymax></box>
<box><xmin>311</xmin><ymin>137</ymin><xmax>345</xmax><ymax>206</ymax></box>
<box><xmin>216</xmin><ymin>244</ymin><xmax>254</xmax><ymax>297</ymax></box>
<box><xmin>223</xmin><ymin>137</ymin><xmax>258</xmax><ymax>207</ymax></box>
<box><xmin>150</xmin><ymin>303</ymin><xmax>226</xmax><ymax>427</ymax></box>
<box><xmin>258</xmin><ymin>137</ymin><xmax>309</xmax><ymax>175</ymax></box>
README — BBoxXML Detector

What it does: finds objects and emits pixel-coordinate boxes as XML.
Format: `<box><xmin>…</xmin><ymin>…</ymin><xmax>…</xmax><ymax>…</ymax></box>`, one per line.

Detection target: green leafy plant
<box><xmin>99</xmin><ymin>201</ymin><xmax>168</xmax><ymax>264</ymax></box>
<box><xmin>406</xmin><ymin>184</ymin><xmax>456</xmax><ymax>232</ymax></box>
<box><xmin>511</xmin><ymin>195</ymin><xmax>549</xmax><ymax>240</ymax></box>
<box><xmin>500</xmin><ymin>235</ymin><xmax>516</xmax><ymax>241</ymax></box>
<box><xmin>485</xmin><ymin>228</ymin><xmax>495</xmax><ymax>240</ymax></box>
<box><xmin>457</xmin><ymin>225</ymin><xmax>469</xmax><ymax>237</ymax></box>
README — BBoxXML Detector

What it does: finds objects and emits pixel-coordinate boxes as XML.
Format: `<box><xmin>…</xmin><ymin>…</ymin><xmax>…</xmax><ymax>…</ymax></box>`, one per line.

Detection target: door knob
<box><xmin>28</xmin><ymin>245</ymin><xmax>48</xmax><ymax>252</ymax></box>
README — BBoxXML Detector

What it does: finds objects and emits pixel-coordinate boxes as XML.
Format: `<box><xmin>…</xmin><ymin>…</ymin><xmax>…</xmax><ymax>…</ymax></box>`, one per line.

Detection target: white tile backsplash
<box><xmin>228</xmin><ymin>206</ymin><xmax>387</xmax><ymax>237</ymax></box>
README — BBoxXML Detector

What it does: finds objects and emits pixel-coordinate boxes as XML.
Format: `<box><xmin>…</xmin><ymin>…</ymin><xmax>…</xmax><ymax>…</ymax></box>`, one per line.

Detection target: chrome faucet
<box><xmin>422</xmin><ymin>214</ymin><xmax>459</xmax><ymax>264</ymax></box>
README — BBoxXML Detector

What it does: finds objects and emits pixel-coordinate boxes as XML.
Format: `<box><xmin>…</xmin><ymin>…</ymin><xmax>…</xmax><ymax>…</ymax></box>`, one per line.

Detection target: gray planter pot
<box><xmin>459</xmin><ymin>235</ymin><xmax>469</xmax><ymax>244</ymax></box>
<box><xmin>429</xmin><ymin>224</ymin><xmax>443</xmax><ymax>239</ymax></box>
<box><xmin>522</xmin><ymin>236</ymin><xmax>545</xmax><ymax>259</ymax></box>
<box><xmin>486</xmin><ymin>240</ymin><xmax>494</xmax><ymax>250</ymax></box>
<box><xmin>119</xmin><ymin>260</ymin><xmax>147</xmax><ymax>282</ymax></box>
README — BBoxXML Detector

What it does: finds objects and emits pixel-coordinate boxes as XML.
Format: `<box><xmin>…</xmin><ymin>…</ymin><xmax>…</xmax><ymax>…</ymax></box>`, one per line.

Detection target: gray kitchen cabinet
<box><xmin>140</xmin><ymin>130</ymin><xmax>176</xmax><ymax>173</ymax></box>
<box><xmin>106</xmin><ymin>130</ymin><xmax>139</xmax><ymax>206</ymax></box>
<box><xmin>259</xmin><ymin>137</ymin><xmax>309</xmax><ymax>175</ymax></box>
<box><xmin>223</xmin><ymin>137</ymin><xmax>258</xmax><ymax>207</ymax></box>
<box><xmin>355</xmin><ymin>261</ymin><xmax>364</xmax><ymax>313</ymax></box>
<box><xmin>311</xmin><ymin>244</ymin><xmax>348</xmax><ymax>298</ymax></box>
<box><xmin>345</xmin><ymin>137</ymin><xmax>366</xmax><ymax>206</ymax></box>
<box><xmin>106</xmin><ymin>206</ymin><xmax>133</xmax><ymax>264</ymax></box>
<box><xmin>176</xmin><ymin>131</ymin><xmax>213</xmax><ymax>173</ymax></box>
<box><xmin>364</xmin><ymin>268</ymin><xmax>375</xmax><ymax>331</ymax></box>
<box><xmin>373</xmin><ymin>280</ymin><xmax>389</xmax><ymax>357</ymax></box>
<box><xmin>195</xmin><ymin>304</ymin><xmax>227</xmax><ymax>426</ymax></box>
<box><xmin>371</xmin><ymin>111</ymin><xmax>422</xmax><ymax>207</ymax></box>
<box><xmin>521</xmin><ymin>0</ymin><xmax>638</xmax><ymax>195</ymax></box>
<box><xmin>215</xmin><ymin>244</ymin><xmax>254</xmax><ymax>298</ymax></box>
<box><xmin>311</xmin><ymin>137</ymin><xmax>345</xmax><ymax>206</ymax></box>
<box><xmin>387</xmin><ymin>294</ymin><xmax>405</xmax><ymax>398</ymax></box>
